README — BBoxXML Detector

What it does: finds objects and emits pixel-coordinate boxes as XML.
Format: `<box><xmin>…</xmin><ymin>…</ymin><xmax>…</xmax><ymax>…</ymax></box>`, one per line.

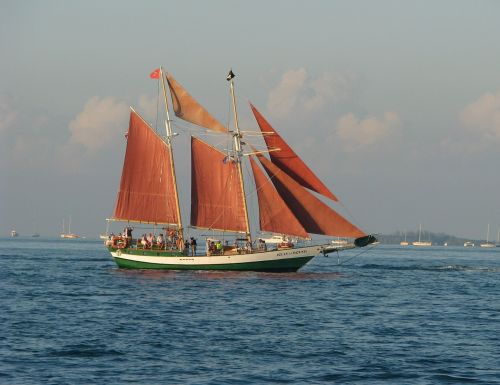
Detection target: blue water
<box><xmin>1</xmin><ymin>238</ymin><xmax>499</xmax><ymax>384</ymax></box>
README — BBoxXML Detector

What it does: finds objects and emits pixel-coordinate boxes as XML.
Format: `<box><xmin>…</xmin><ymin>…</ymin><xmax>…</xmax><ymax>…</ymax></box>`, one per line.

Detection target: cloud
<box><xmin>333</xmin><ymin>112</ymin><xmax>400</xmax><ymax>152</ymax></box>
<box><xmin>137</xmin><ymin>94</ymin><xmax>158</xmax><ymax>122</ymax></box>
<box><xmin>68</xmin><ymin>96</ymin><xmax>129</xmax><ymax>152</ymax></box>
<box><xmin>267</xmin><ymin>68</ymin><xmax>355</xmax><ymax>119</ymax></box>
<box><xmin>0</xmin><ymin>95</ymin><xmax>18</xmax><ymax>134</ymax></box>
<box><xmin>459</xmin><ymin>90</ymin><xmax>500</xmax><ymax>143</ymax></box>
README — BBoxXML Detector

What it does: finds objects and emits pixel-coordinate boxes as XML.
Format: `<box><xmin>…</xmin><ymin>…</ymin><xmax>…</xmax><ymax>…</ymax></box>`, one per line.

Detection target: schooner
<box><xmin>106</xmin><ymin>67</ymin><xmax>376</xmax><ymax>271</ymax></box>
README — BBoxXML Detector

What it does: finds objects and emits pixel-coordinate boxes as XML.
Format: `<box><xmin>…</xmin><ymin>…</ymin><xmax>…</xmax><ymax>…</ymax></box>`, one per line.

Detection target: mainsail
<box><xmin>250</xmin><ymin>103</ymin><xmax>338</xmax><ymax>201</ymax></box>
<box><xmin>190</xmin><ymin>136</ymin><xmax>248</xmax><ymax>233</ymax></box>
<box><xmin>113</xmin><ymin>109</ymin><xmax>179</xmax><ymax>224</ymax></box>
<box><xmin>249</xmin><ymin>156</ymin><xmax>308</xmax><ymax>239</ymax></box>
<box><xmin>167</xmin><ymin>73</ymin><xmax>228</xmax><ymax>133</ymax></box>
<box><xmin>254</xmin><ymin>151</ymin><xmax>366</xmax><ymax>238</ymax></box>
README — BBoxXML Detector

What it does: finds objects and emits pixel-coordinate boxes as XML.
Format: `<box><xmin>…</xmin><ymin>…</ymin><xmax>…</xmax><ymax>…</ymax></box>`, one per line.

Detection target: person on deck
<box><xmin>140</xmin><ymin>234</ymin><xmax>147</xmax><ymax>249</ymax></box>
<box><xmin>147</xmin><ymin>233</ymin><xmax>154</xmax><ymax>248</ymax></box>
<box><xmin>190</xmin><ymin>237</ymin><xmax>197</xmax><ymax>256</ymax></box>
<box><xmin>216</xmin><ymin>240</ymin><xmax>223</xmax><ymax>255</ymax></box>
<box><xmin>156</xmin><ymin>234</ymin><xmax>164</xmax><ymax>248</ymax></box>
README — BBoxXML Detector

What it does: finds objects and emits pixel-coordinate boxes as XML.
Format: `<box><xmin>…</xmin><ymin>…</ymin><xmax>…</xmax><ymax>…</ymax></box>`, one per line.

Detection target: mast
<box><xmin>227</xmin><ymin>70</ymin><xmax>251</xmax><ymax>244</ymax></box>
<box><xmin>160</xmin><ymin>67</ymin><xmax>184</xmax><ymax>249</ymax></box>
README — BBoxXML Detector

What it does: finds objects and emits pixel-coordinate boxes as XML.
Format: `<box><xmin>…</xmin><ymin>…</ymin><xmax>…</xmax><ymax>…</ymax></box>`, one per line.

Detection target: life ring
<box><xmin>111</xmin><ymin>236</ymin><xmax>128</xmax><ymax>249</ymax></box>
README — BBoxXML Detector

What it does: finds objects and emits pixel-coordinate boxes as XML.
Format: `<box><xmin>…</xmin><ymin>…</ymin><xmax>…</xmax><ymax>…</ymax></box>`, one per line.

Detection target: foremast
<box><xmin>227</xmin><ymin>70</ymin><xmax>252</xmax><ymax>245</ymax></box>
<box><xmin>160</xmin><ymin>67</ymin><xmax>184</xmax><ymax>250</ymax></box>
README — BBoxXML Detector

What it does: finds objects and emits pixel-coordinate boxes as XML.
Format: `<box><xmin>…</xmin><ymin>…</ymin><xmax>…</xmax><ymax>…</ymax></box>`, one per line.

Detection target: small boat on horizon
<box><xmin>60</xmin><ymin>217</ymin><xmax>81</xmax><ymax>239</ymax></box>
<box><xmin>412</xmin><ymin>224</ymin><xmax>432</xmax><ymax>246</ymax></box>
<box><xmin>11</xmin><ymin>230</ymin><xmax>18</xmax><ymax>237</ymax></box>
<box><xmin>464</xmin><ymin>241</ymin><xmax>475</xmax><ymax>247</ymax></box>
<box><xmin>400</xmin><ymin>231</ymin><xmax>409</xmax><ymax>246</ymax></box>
<box><xmin>480</xmin><ymin>224</ymin><xmax>495</xmax><ymax>248</ymax></box>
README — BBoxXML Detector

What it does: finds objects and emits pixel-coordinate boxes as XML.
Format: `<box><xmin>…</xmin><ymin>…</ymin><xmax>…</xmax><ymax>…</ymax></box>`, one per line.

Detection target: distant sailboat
<box><xmin>60</xmin><ymin>217</ymin><xmax>80</xmax><ymax>239</ymax></box>
<box><xmin>412</xmin><ymin>224</ymin><xmax>432</xmax><ymax>246</ymax></box>
<box><xmin>480</xmin><ymin>224</ymin><xmax>495</xmax><ymax>248</ymax></box>
<box><xmin>104</xmin><ymin>67</ymin><xmax>377</xmax><ymax>271</ymax></box>
<box><xmin>400</xmin><ymin>231</ymin><xmax>409</xmax><ymax>246</ymax></box>
<box><xmin>11</xmin><ymin>230</ymin><xmax>18</xmax><ymax>237</ymax></box>
<box><xmin>99</xmin><ymin>219</ymin><xmax>111</xmax><ymax>240</ymax></box>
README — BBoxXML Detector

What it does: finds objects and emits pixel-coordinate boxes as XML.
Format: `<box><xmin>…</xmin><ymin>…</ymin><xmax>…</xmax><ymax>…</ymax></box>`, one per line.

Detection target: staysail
<box><xmin>254</xmin><ymin>151</ymin><xmax>365</xmax><ymax>238</ymax></box>
<box><xmin>250</xmin><ymin>103</ymin><xmax>338</xmax><ymax>201</ymax></box>
<box><xmin>167</xmin><ymin>73</ymin><xmax>228</xmax><ymax>133</ymax></box>
<box><xmin>190</xmin><ymin>136</ymin><xmax>248</xmax><ymax>233</ymax></box>
<box><xmin>113</xmin><ymin>109</ymin><xmax>179</xmax><ymax>224</ymax></box>
<box><xmin>249</xmin><ymin>156</ymin><xmax>308</xmax><ymax>238</ymax></box>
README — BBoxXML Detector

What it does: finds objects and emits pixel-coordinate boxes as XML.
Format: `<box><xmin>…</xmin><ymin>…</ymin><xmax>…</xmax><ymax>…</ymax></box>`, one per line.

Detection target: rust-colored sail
<box><xmin>250</xmin><ymin>103</ymin><xmax>338</xmax><ymax>201</ymax></box>
<box><xmin>190</xmin><ymin>136</ymin><xmax>247</xmax><ymax>232</ymax></box>
<box><xmin>249</xmin><ymin>156</ymin><xmax>308</xmax><ymax>238</ymax></box>
<box><xmin>255</xmin><ymin>152</ymin><xmax>365</xmax><ymax>238</ymax></box>
<box><xmin>113</xmin><ymin>109</ymin><xmax>179</xmax><ymax>224</ymax></box>
<box><xmin>167</xmin><ymin>73</ymin><xmax>227</xmax><ymax>133</ymax></box>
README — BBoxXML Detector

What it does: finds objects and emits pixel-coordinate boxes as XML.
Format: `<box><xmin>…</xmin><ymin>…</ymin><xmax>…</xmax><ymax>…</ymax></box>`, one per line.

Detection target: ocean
<box><xmin>1</xmin><ymin>238</ymin><xmax>499</xmax><ymax>384</ymax></box>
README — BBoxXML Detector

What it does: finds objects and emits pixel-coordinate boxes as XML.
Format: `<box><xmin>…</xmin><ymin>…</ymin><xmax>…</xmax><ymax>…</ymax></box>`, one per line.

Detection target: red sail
<box><xmin>167</xmin><ymin>73</ymin><xmax>228</xmax><ymax>133</ymax></box>
<box><xmin>250</xmin><ymin>103</ymin><xmax>338</xmax><ymax>201</ymax></box>
<box><xmin>249</xmin><ymin>156</ymin><xmax>308</xmax><ymax>238</ymax></box>
<box><xmin>255</xmin><ymin>152</ymin><xmax>365</xmax><ymax>238</ymax></box>
<box><xmin>113</xmin><ymin>109</ymin><xmax>179</xmax><ymax>224</ymax></box>
<box><xmin>190</xmin><ymin>136</ymin><xmax>247</xmax><ymax>233</ymax></box>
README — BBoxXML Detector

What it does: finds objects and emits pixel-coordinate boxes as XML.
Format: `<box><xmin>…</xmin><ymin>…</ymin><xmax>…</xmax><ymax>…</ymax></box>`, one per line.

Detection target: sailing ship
<box><xmin>60</xmin><ymin>217</ymin><xmax>80</xmax><ymax>239</ymax></box>
<box><xmin>412</xmin><ymin>224</ymin><xmax>432</xmax><ymax>246</ymax></box>
<box><xmin>105</xmin><ymin>67</ymin><xmax>376</xmax><ymax>271</ymax></box>
<box><xmin>11</xmin><ymin>230</ymin><xmax>18</xmax><ymax>237</ymax></box>
<box><xmin>480</xmin><ymin>224</ymin><xmax>495</xmax><ymax>248</ymax></box>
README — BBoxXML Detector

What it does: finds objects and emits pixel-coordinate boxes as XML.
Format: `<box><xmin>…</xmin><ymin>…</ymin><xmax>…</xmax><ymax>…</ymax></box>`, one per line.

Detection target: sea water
<box><xmin>1</xmin><ymin>238</ymin><xmax>499</xmax><ymax>384</ymax></box>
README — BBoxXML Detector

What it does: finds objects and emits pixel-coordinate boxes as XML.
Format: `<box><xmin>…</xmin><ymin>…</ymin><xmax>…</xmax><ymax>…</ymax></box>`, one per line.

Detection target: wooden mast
<box><xmin>228</xmin><ymin>70</ymin><xmax>251</xmax><ymax>244</ymax></box>
<box><xmin>160</xmin><ymin>67</ymin><xmax>184</xmax><ymax>250</ymax></box>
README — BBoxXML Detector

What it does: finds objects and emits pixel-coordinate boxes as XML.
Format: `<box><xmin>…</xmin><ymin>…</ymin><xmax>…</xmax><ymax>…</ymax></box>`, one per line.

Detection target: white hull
<box><xmin>412</xmin><ymin>241</ymin><xmax>432</xmax><ymax>247</ymax></box>
<box><xmin>111</xmin><ymin>243</ymin><xmax>348</xmax><ymax>271</ymax></box>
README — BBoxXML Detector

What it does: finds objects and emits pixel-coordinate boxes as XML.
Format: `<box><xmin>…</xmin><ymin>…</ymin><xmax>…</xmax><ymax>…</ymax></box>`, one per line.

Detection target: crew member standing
<box><xmin>190</xmin><ymin>237</ymin><xmax>197</xmax><ymax>256</ymax></box>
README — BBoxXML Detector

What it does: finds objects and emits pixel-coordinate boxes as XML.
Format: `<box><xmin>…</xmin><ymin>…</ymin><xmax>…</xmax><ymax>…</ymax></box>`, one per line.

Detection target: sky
<box><xmin>1</xmin><ymin>0</ymin><xmax>500</xmax><ymax>240</ymax></box>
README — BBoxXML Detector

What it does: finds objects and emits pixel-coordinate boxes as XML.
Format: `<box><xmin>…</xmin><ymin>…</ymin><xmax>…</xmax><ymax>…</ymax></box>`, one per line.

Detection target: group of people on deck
<box><xmin>110</xmin><ymin>226</ymin><xmax>284</xmax><ymax>256</ymax></box>
<box><xmin>207</xmin><ymin>239</ymin><xmax>224</xmax><ymax>255</ymax></box>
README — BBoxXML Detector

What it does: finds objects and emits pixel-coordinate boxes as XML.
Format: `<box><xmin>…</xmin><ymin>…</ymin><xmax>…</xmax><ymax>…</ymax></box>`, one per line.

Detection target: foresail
<box><xmin>250</xmin><ymin>103</ymin><xmax>338</xmax><ymax>201</ymax></box>
<box><xmin>167</xmin><ymin>73</ymin><xmax>228</xmax><ymax>133</ymax></box>
<box><xmin>190</xmin><ymin>136</ymin><xmax>247</xmax><ymax>233</ymax></box>
<box><xmin>255</xmin><ymin>152</ymin><xmax>366</xmax><ymax>238</ymax></box>
<box><xmin>250</xmin><ymin>156</ymin><xmax>308</xmax><ymax>238</ymax></box>
<box><xmin>113</xmin><ymin>109</ymin><xmax>179</xmax><ymax>225</ymax></box>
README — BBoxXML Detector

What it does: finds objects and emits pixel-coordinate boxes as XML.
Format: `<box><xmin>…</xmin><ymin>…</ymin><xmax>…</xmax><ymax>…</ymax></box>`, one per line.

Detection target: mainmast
<box><xmin>160</xmin><ymin>67</ymin><xmax>184</xmax><ymax>249</ymax></box>
<box><xmin>227</xmin><ymin>70</ymin><xmax>251</xmax><ymax>244</ymax></box>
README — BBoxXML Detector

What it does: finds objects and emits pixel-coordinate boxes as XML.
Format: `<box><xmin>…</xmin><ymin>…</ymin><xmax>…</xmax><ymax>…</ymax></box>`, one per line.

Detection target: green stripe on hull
<box><xmin>112</xmin><ymin>255</ymin><xmax>314</xmax><ymax>272</ymax></box>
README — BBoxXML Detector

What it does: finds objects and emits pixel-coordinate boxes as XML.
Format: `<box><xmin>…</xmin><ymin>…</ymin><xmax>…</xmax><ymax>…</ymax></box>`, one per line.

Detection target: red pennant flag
<box><xmin>150</xmin><ymin>68</ymin><xmax>160</xmax><ymax>79</ymax></box>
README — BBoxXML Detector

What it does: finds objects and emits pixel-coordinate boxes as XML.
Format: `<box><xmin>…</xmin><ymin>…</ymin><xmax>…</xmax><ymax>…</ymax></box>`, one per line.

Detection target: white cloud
<box><xmin>334</xmin><ymin>112</ymin><xmax>400</xmax><ymax>152</ymax></box>
<box><xmin>459</xmin><ymin>90</ymin><xmax>500</xmax><ymax>143</ymax></box>
<box><xmin>68</xmin><ymin>96</ymin><xmax>129</xmax><ymax>152</ymax></box>
<box><xmin>0</xmin><ymin>95</ymin><xmax>18</xmax><ymax>134</ymax></box>
<box><xmin>267</xmin><ymin>68</ymin><xmax>355</xmax><ymax>119</ymax></box>
<box><xmin>137</xmin><ymin>94</ymin><xmax>158</xmax><ymax>122</ymax></box>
